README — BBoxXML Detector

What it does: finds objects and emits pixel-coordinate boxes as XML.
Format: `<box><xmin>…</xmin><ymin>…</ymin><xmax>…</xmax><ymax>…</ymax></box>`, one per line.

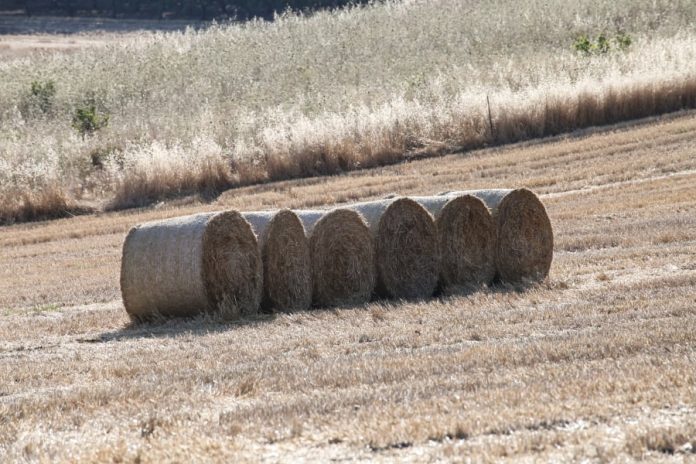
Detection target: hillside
<box><xmin>1</xmin><ymin>114</ymin><xmax>694</xmax><ymax>461</ymax></box>
<box><xmin>2</xmin><ymin>0</ymin><xmax>696</xmax><ymax>224</ymax></box>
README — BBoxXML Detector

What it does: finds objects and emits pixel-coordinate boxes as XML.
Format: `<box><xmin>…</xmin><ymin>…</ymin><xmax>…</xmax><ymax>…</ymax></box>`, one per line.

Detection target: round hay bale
<box><xmin>297</xmin><ymin>209</ymin><xmax>375</xmax><ymax>307</ymax></box>
<box><xmin>412</xmin><ymin>195</ymin><xmax>496</xmax><ymax>291</ymax></box>
<box><xmin>350</xmin><ymin>198</ymin><xmax>439</xmax><ymax>299</ymax></box>
<box><xmin>440</xmin><ymin>189</ymin><xmax>553</xmax><ymax>283</ymax></box>
<box><xmin>120</xmin><ymin>210</ymin><xmax>263</xmax><ymax>322</ymax></box>
<box><xmin>243</xmin><ymin>209</ymin><xmax>312</xmax><ymax>312</ymax></box>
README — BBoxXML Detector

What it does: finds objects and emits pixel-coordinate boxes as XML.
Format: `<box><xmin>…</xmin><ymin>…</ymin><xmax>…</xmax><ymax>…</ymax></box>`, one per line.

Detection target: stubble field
<box><xmin>0</xmin><ymin>111</ymin><xmax>695</xmax><ymax>462</ymax></box>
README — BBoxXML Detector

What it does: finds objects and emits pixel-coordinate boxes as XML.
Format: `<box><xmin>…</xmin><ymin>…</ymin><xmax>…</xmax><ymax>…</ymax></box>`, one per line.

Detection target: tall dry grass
<box><xmin>1</xmin><ymin>0</ymin><xmax>696</xmax><ymax>222</ymax></box>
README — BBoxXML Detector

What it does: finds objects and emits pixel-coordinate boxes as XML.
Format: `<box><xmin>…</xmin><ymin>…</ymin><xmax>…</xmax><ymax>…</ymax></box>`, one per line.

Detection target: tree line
<box><xmin>3</xmin><ymin>0</ymin><xmax>370</xmax><ymax>21</ymax></box>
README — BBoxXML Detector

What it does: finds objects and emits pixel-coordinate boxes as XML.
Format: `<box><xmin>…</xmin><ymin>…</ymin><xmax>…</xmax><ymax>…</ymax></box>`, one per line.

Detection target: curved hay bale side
<box><xmin>120</xmin><ymin>210</ymin><xmax>263</xmax><ymax>322</ymax></box>
<box><xmin>412</xmin><ymin>195</ymin><xmax>496</xmax><ymax>290</ymax></box>
<box><xmin>349</xmin><ymin>198</ymin><xmax>439</xmax><ymax>299</ymax></box>
<box><xmin>440</xmin><ymin>189</ymin><xmax>553</xmax><ymax>283</ymax></box>
<box><xmin>297</xmin><ymin>209</ymin><xmax>375</xmax><ymax>307</ymax></box>
<box><xmin>244</xmin><ymin>209</ymin><xmax>312</xmax><ymax>312</ymax></box>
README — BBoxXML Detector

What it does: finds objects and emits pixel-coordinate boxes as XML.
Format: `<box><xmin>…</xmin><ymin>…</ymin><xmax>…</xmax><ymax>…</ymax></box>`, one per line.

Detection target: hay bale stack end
<box><xmin>120</xmin><ymin>210</ymin><xmax>263</xmax><ymax>321</ymax></box>
<box><xmin>440</xmin><ymin>188</ymin><xmax>553</xmax><ymax>283</ymax></box>
<box><xmin>350</xmin><ymin>198</ymin><xmax>439</xmax><ymax>299</ymax></box>
<box><xmin>413</xmin><ymin>194</ymin><xmax>496</xmax><ymax>291</ymax></box>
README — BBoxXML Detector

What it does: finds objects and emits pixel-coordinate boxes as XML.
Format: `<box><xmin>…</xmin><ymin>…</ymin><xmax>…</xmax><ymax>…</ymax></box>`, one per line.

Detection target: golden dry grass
<box><xmin>1</xmin><ymin>113</ymin><xmax>695</xmax><ymax>462</ymax></box>
<box><xmin>3</xmin><ymin>1</ymin><xmax>696</xmax><ymax>223</ymax></box>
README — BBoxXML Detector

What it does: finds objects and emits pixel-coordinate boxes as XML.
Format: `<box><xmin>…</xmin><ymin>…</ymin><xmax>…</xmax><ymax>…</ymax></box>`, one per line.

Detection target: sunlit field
<box><xmin>1</xmin><ymin>0</ymin><xmax>696</xmax><ymax>222</ymax></box>
<box><xmin>1</xmin><ymin>1</ymin><xmax>695</xmax><ymax>460</ymax></box>
<box><xmin>1</xmin><ymin>112</ymin><xmax>695</xmax><ymax>461</ymax></box>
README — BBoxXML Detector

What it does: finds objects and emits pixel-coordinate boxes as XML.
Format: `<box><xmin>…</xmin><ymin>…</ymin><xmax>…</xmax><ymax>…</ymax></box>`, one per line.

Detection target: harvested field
<box><xmin>0</xmin><ymin>15</ymin><xmax>198</xmax><ymax>59</ymax></box>
<box><xmin>1</xmin><ymin>113</ymin><xmax>695</xmax><ymax>461</ymax></box>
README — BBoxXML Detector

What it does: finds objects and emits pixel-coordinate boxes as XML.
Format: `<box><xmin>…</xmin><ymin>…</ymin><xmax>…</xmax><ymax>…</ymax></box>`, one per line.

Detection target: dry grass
<box><xmin>2</xmin><ymin>1</ymin><xmax>696</xmax><ymax>222</ymax></box>
<box><xmin>0</xmin><ymin>185</ymin><xmax>93</xmax><ymax>224</ymax></box>
<box><xmin>106</xmin><ymin>154</ymin><xmax>236</xmax><ymax>211</ymax></box>
<box><xmin>0</xmin><ymin>113</ymin><xmax>695</xmax><ymax>461</ymax></box>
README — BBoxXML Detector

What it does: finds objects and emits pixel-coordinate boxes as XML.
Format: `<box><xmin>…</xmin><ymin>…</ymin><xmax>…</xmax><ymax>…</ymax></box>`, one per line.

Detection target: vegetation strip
<box><xmin>2</xmin><ymin>0</ymin><xmax>696</xmax><ymax>224</ymax></box>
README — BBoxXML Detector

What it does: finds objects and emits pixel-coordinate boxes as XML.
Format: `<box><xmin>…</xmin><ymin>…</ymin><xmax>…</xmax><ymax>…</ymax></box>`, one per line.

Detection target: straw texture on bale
<box><xmin>297</xmin><ymin>209</ymin><xmax>375</xmax><ymax>307</ymax></box>
<box><xmin>244</xmin><ymin>209</ymin><xmax>312</xmax><ymax>312</ymax></box>
<box><xmin>440</xmin><ymin>189</ymin><xmax>553</xmax><ymax>283</ymax></box>
<box><xmin>412</xmin><ymin>195</ymin><xmax>496</xmax><ymax>291</ymax></box>
<box><xmin>120</xmin><ymin>210</ymin><xmax>263</xmax><ymax>321</ymax></box>
<box><xmin>350</xmin><ymin>198</ymin><xmax>439</xmax><ymax>299</ymax></box>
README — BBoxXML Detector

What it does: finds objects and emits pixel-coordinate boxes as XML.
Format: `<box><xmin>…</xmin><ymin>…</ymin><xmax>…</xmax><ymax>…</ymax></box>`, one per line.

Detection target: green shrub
<box><xmin>29</xmin><ymin>80</ymin><xmax>56</xmax><ymax>114</ymax></box>
<box><xmin>594</xmin><ymin>34</ymin><xmax>610</xmax><ymax>54</ymax></box>
<box><xmin>574</xmin><ymin>33</ymin><xmax>632</xmax><ymax>56</ymax></box>
<box><xmin>72</xmin><ymin>96</ymin><xmax>109</xmax><ymax>137</ymax></box>
<box><xmin>616</xmin><ymin>32</ymin><xmax>632</xmax><ymax>50</ymax></box>
<box><xmin>573</xmin><ymin>35</ymin><xmax>592</xmax><ymax>55</ymax></box>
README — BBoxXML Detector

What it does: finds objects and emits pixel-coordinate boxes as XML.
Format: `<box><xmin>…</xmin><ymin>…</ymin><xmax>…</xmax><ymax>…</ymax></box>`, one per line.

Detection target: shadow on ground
<box><xmin>90</xmin><ymin>281</ymin><xmax>546</xmax><ymax>342</ymax></box>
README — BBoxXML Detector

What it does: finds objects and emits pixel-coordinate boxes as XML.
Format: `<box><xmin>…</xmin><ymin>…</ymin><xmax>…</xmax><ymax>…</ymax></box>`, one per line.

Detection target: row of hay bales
<box><xmin>120</xmin><ymin>189</ymin><xmax>553</xmax><ymax>321</ymax></box>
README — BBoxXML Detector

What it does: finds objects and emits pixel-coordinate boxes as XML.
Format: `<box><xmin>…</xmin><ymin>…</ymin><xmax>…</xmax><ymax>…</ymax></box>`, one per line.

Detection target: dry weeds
<box><xmin>2</xmin><ymin>1</ymin><xmax>696</xmax><ymax>221</ymax></box>
<box><xmin>0</xmin><ymin>113</ymin><xmax>695</xmax><ymax>461</ymax></box>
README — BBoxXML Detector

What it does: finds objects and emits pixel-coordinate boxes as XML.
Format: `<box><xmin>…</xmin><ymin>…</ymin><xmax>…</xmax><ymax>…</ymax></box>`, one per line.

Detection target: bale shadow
<box><xmin>94</xmin><ymin>278</ymin><xmax>554</xmax><ymax>343</ymax></box>
<box><xmin>94</xmin><ymin>302</ymin><xmax>371</xmax><ymax>342</ymax></box>
<box><xmin>90</xmin><ymin>311</ymin><xmax>277</xmax><ymax>343</ymax></box>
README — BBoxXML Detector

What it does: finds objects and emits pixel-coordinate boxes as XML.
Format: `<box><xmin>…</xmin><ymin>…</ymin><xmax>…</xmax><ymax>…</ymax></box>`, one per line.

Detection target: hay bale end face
<box><xmin>298</xmin><ymin>209</ymin><xmax>375</xmax><ymax>307</ymax></box>
<box><xmin>120</xmin><ymin>211</ymin><xmax>263</xmax><ymax>322</ymax></box>
<box><xmin>244</xmin><ymin>209</ymin><xmax>312</xmax><ymax>312</ymax></box>
<box><xmin>441</xmin><ymin>189</ymin><xmax>553</xmax><ymax>283</ymax></box>
<box><xmin>413</xmin><ymin>195</ymin><xmax>496</xmax><ymax>290</ymax></box>
<box><xmin>351</xmin><ymin>198</ymin><xmax>439</xmax><ymax>299</ymax></box>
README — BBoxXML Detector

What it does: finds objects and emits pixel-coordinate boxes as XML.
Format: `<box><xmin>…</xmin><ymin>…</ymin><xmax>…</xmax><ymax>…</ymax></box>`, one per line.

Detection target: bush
<box><xmin>616</xmin><ymin>32</ymin><xmax>632</xmax><ymax>50</ymax></box>
<box><xmin>30</xmin><ymin>80</ymin><xmax>57</xmax><ymax>113</ymax></box>
<box><xmin>574</xmin><ymin>33</ymin><xmax>632</xmax><ymax>56</ymax></box>
<box><xmin>72</xmin><ymin>96</ymin><xmax>109</xmax><ymax>137</ymax></box>
<box><xmin>594</xmin><ymin>34</ymin><xmax>610</xmax><ymax>54</ymax></box>
<box><xmin>21</xmin><ymin>80</ymin><xmax>57</xmax><ymax>117</ymax></box>
<box><xmin>573</xmin><ymin>35</ymin><xmax>592</xmax><ymax>55</ymax></box>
